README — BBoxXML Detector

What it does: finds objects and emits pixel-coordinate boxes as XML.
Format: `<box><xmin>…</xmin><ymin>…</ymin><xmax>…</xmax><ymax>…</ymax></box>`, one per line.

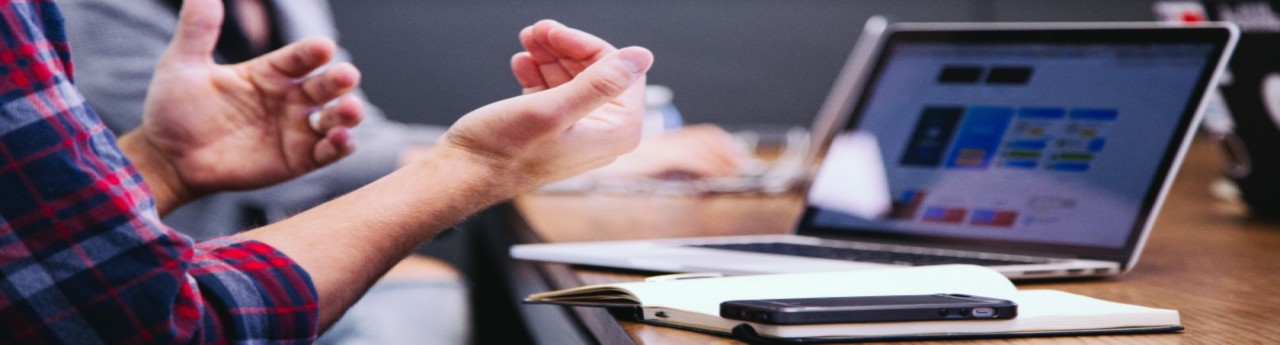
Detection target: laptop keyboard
<box><xmin>690</xmin><ymin>242</ymin><xmax>1047</xmax><ymax>266</ymax></box>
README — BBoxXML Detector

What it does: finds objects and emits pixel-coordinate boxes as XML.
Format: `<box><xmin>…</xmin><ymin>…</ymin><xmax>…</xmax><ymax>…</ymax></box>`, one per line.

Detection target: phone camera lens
<box><xmin>958</xmin><ymin>308</ymin><xmax>971</xmax><ymax>317</ymax></box>
<box><xmin>939</xmin><ymin>309</ymin><xmax>951</xmax><ymax>317</ymax></box>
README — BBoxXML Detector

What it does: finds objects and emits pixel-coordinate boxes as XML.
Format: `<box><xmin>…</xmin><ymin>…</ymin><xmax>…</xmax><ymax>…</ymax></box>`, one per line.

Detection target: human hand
<box><xmin>583</xmin><ymin>124</ymin><xmax>748</xmax><ymax>179</ymax></box>
<box><xmin>119</xmin><ymin>0</ymin><xmax>363</xmax><ymax>213</ymax></box>
<box><xmin>433</xmin><ymin>20</ymin><xmax>653</xmax><ymax>195</ymax></box>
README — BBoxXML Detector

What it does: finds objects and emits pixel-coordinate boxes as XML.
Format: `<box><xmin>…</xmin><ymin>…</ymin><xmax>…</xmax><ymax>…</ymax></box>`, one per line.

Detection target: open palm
<box><xmin>436</xmin><ymin>20</ymin><xmax>653</xmax><ymax>191</ymax></box>
<box><xmin>135</xmin><ymin>0</ymin><xmax>363</xmax><ymax>197</ymax></box>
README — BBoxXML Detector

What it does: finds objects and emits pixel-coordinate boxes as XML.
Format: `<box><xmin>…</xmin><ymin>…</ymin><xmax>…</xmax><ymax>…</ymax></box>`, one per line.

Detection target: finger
<box><xmin>311</xmin><ymin>96</ymin><xmax>365</xmax><ymax>134</ymax></box>
<box><xmin>699</xmin><ymin>149</ymin><xmax>745</xmax><ymax>177</ymax></box>
<box><xmin>523</xmin><ymin>21</ymin><xmax>575</xmax><ymax>86</ymax></box>
<box><xmin>537</xmin><ymin>62</ymin><xmax>574</xmax><ymax>88</ymax></box>
<box><xmin>519</xmin><ymin>25</ymin><xmax>552</xmax><ymax>63</ymax></box>
<box><xmin>655</xmin><ymin>138</ymin><xmax>741</xmax><ymax>178</ymax></box>
<box><xmin>527</xmin><ymin>47</ymin><xmax>653</xmax><ymax>130</ymax></box>
<box><xmin>687</xmin><ymin>126</ymin><xmax>748</xmax><ymax>170</ymax></box>
<box><xmin>682</xmin><ymin>141</ymin><xmax>739</xmax><ymax>176</ymax></box>
<box><xmin>511</xmin><ymin>52</ymin><xmax>548</xmax><ymax>94</ymax></box>
<box><xmin>252</xmin><ymin>37</ymin><xmax>339</xmax><ymax>80</ymax></box>
<box><xmin>313</xmin><ymin>126</ymin><xmax>356</xmax><ymax>166</ymax></box>
<box><xmin>527</xmin><ymin>20</ymin><xmax>618</xmax><ymax>87</ymax></box>
<box><xmin>520</xmin><ymin>21</ymin><xmax>560</xmax><ymax>63</ymax></box>
<box><xmin>163</xmin><ymin>0</ymin><xmax>223</xmax><ymax>64</ymax></box>
<box><xmin>663</xmin><ymin>151</ymin><xmax>740</xmax><ymax>179</ymax></box>
<box><xmin>540</xmin><ymin>21</ymin><xmax>614</xmax><ymax>77</ymax></box>
<box><xmin>545</xmin><ymin>23</ymin><xmax>615</xmax><ymax>75</ymax></box>
<box><xmin>661</xmin><ymin>157</ymin><xmax>721</xmax><ymax>179</ymax></box>
<box><xmin>300</xmin><ymin>62</ymin><xmax>361</xmax><ymax>106</ymax></box>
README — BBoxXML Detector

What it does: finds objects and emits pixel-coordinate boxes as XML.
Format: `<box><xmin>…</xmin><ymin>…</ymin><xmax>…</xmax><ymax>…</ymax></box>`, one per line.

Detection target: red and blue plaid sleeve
<box><xmin>1</xmin><ymin>0</ymin><xmax>319</xmax><ymax>343</ymax></box>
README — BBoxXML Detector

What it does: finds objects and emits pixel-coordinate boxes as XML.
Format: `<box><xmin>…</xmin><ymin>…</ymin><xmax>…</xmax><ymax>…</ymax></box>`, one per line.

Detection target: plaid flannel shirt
<box><xmin>1</xmin><ymin>0</ymin><xmax>319</xmax><ymax>343</ymax></box>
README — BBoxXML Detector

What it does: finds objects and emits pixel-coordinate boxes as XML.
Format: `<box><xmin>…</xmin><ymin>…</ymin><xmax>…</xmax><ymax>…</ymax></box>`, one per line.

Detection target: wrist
<box><xmin>118</xmin><ymin>131</ymin><xmax>196</xmax><ymax>215</ymax></box>
<box><xmin>397</xmin><ymin>145</ymin><xmax>436</xmax><ymax>167</ymax></box>
<box><xmin>409</xmin><ymin>144</ymin><xmax>525</xmax><ymax>203</ymax></box>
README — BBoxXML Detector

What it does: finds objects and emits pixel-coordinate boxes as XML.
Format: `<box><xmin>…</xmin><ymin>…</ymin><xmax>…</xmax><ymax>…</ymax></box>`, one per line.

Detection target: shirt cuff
<box><xmin>190</xmin><ymin>237</ymin><xmax>319</xmax><ymax>343</ymax></box>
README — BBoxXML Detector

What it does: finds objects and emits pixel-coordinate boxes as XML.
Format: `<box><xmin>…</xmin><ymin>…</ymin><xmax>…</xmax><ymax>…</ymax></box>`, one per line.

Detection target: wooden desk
<box><xmin>512</xmin><ymin>138</ymin><xmax>1280</xmax><ymax>344</ymax></box>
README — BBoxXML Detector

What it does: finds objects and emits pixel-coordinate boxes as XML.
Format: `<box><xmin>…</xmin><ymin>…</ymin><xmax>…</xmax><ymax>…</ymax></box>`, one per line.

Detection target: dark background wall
<box><xmin>329</xmin><ymin>0</ymin><xmax>1160</xmax><ymax>128</ymax></box>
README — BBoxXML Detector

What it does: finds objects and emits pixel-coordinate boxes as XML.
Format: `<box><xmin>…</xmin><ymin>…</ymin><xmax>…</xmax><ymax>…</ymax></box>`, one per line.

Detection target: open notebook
<box><xmin>526</xmin><ymin>265</ymin><xmax>1180</xmax><ymax>342</ymax></box>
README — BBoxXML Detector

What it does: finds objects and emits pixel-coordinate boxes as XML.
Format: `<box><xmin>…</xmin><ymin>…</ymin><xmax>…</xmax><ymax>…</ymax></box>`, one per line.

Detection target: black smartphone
<box><xmin>719</xmin><ymin>293</ymin><xmax>1017</xmax><ymax>325</ymax></box>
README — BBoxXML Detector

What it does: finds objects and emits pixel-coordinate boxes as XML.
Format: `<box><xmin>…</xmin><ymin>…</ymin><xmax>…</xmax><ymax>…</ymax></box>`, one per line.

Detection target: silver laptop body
<box><xmin>513</xmin><ymin>20</ymin><xmax>1239</xmax><ymax>280</ymax></box>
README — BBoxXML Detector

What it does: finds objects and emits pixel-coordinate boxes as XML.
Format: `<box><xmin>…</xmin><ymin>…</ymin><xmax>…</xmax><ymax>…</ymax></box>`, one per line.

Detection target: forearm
<box><xmin>238</xmin><ymin>146</ymin><xmax>510</xmax><ymax>328</ymax></box>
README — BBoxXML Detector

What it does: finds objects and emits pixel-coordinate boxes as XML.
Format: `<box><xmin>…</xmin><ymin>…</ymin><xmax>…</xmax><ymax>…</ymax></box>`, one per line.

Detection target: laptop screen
<box><xmin>799</xmin><ymin>26</ymin><xmax>1233</xmax><ymax>262</ymax></box>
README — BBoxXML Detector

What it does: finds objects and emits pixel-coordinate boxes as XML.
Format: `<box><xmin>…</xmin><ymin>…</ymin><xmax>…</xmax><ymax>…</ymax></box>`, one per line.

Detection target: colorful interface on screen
<box><xmin>811</xmin><ymin>41</ymin><xmax>1214</xmax><ymax>249</ymax></box>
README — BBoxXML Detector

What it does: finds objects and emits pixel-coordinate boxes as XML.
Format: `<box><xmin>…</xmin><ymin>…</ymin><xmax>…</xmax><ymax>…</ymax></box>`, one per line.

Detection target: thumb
<box><xmin>164</xmin><ymin>0</ymin><xmax>224</xmax><ymax>64</ymax></box>
<box><xmin>533</xmin><ymin>47</ymin><xmax>654</xmax><ymax>125</ymax></box>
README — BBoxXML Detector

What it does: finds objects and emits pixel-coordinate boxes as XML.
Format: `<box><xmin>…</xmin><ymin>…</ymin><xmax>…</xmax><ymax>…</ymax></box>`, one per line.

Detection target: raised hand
<box><xmin>434</xmin><ymin>20</ymin><xmax>653</xmax><ymax>193</ymax></box>
<box><xmin>509</xmin><ymin>21</ymin><xmax>746</xmax><ymax>181</ymax></box>
<box><xmin>120</xmin><ymin>0</ymin><xmax>364</xmax><ymax>212</ymax></box>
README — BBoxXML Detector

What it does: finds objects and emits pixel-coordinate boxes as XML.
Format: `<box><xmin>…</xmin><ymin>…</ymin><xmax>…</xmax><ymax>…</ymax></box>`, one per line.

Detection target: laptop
<box><xmin>512</xmin><ymin>21</ymin><xmax>1239</xmax><ymax>280</ymax></box>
